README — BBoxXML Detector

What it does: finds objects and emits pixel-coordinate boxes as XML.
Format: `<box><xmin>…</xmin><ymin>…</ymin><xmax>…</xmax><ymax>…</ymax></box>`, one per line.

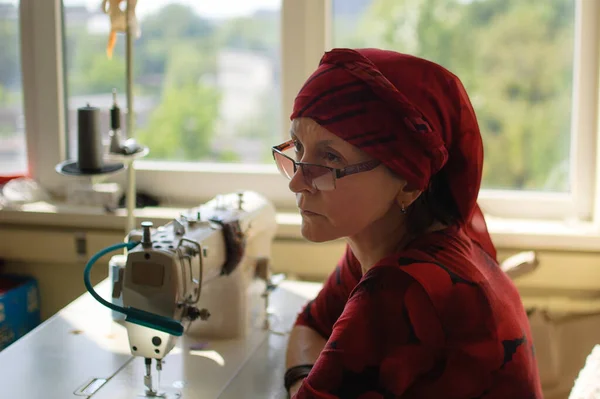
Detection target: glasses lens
<box><xmin>302</xmin><ymin>164</ymin><xmax>335</xmax><ymax>191</ymax></box>
<box><xmin>274</xmin><ymin>152</ymin><xmax>295</xmax><ymax>179</ymax></box>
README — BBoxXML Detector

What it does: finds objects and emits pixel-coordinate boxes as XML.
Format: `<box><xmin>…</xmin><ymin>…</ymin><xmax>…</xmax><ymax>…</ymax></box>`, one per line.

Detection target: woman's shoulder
<box><xmin>360</xmin><ymin>226</ymin><xmax>505</xmax><ymax>311</ymax></box>
<box><xmin>400</xmin><ymin>224</ymin><xmax>502</xmax><ymax>283</ymax></box>
<box><xmin>350</xmin><ymin>224</ymin><xmax>510</xmax><ymax>311</ymax></box>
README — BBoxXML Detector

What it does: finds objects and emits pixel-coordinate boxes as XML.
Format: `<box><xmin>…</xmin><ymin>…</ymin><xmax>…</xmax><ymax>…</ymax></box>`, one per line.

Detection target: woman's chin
<box><xmin>300</xmin><ymin>220</ymin><xmax>337</xmax><ymax>243</ymax></box>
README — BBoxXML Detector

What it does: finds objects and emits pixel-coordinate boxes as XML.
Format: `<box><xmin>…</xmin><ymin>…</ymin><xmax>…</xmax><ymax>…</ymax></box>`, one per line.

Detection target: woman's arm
<box><xmin>285</xmin><ymin>325</ymin><xmax>328</xmax><ymax>396</ymax></box>
<box><xmin>292</xmin><ymin>245</ymin><xmax>362</xmax><ymax>337</ymax></box>
<box><xmin>286</xmin><ymin>325</ymin><xmax>327</xmax><ymax>368</ymax></box>
<box><xmin>294</xmin><ymin>265</ymin><xmax>445</xmax><ymax>399</ymax></box>
<box><xmin>285</xmin><ymin>245</ymin><xmax>361</xmax><ymax>394</ymax></box>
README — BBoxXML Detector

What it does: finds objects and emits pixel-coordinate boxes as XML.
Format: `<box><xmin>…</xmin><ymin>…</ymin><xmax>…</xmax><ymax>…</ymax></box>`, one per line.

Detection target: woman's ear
<box><xmin>396</xmin><ymin>183</ymin><xmax>422</xmax><ymax>211</ymax></box>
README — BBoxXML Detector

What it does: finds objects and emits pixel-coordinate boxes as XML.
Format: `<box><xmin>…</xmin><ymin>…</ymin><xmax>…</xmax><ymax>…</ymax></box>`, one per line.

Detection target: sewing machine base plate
<box><xmin>137</xmin><ymin>389</ymin><xmax>181</xmax><ymax>398</ymax></box>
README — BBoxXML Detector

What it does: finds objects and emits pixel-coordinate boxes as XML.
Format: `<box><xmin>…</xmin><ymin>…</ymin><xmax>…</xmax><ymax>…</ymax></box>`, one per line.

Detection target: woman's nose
<box><xmin>289</xmin><ymin>165</ymin><xmax>316</xmax><ymax>194</ymax></box>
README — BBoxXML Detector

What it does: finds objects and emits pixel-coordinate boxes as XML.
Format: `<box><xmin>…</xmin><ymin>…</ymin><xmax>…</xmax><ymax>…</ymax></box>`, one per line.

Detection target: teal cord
<box><xmin>83</xmin><ymin>241</ymin><xmax>138</xmax><ymax>314</ymax></box>
<box><xmin>83</xmin><ymin>241</ymin><xmax>184</xmax><ymax>337</ymax></box>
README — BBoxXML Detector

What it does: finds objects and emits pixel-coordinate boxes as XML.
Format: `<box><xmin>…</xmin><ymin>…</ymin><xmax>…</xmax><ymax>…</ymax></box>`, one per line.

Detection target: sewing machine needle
<box><xmin>144</xmin><ymin>358</ymin><xmax>154</xmax><ymax>395</ymax></box>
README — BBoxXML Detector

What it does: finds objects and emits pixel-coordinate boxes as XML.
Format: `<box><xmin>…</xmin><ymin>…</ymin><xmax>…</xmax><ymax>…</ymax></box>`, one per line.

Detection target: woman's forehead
<box><xmin>291</xmin><ymin>118</ymin><xmax>371</xmax><ymax>159</ymax></box>
<box><xmin>291</xmin><ymin>118</ymin><xmax>341</xmax><ymax>142</ymax></box>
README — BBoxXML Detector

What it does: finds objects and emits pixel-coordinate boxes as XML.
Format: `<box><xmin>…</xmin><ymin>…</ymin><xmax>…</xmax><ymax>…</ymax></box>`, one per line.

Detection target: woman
<box><xmin>273</xmin><ymin>48</ymin><xmax>542</xmax><ymax>398</ymax></box>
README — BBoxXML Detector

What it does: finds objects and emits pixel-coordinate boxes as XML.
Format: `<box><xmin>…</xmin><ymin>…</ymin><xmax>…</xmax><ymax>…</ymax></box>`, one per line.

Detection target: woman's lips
<box><xmin>300</xmin><ymin>209</ymin><xmax>320</xmax><ymax>216</ymax></box>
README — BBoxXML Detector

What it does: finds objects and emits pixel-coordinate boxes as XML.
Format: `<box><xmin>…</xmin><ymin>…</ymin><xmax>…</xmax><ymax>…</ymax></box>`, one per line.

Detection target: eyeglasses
<box><xmin>271</xmin><ymin>140</ymin><xmax>380</xmax><ymax>191</ymax></box>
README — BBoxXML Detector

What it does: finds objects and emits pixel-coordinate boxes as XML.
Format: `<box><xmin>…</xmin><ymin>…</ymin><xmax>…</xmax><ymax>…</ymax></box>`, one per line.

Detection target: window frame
<box><xmin>19</xmin><ymin>0</ymin><xmax>600</xmax><ymax>221</ymax></box>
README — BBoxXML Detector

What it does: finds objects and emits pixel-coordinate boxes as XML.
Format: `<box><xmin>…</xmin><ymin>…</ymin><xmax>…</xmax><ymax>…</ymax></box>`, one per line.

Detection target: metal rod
<box><xmin>125</xmin><ymin>0</ymin><xmax>135</xmax><ymax>234</ymax></box>
<box><xmin>125</xmin><ymin>0</ymin><xmax>134</xmax><ymax>139</ymax></box>
<box><xmin>126</xmin><ymin>161</ymin><xmax>136</xmax><ymax>233</ymax></box>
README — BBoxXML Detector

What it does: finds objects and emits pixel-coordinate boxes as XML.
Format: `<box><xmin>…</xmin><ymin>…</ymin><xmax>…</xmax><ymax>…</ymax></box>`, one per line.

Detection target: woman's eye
<box><xmin>325</xmin><ymin>152</ymin><xmax>341</xmax><ymax>163</ymax></box>
<box><xmin>292</xmin><ymin>141</ymin><xmax>303</xmax><ymax>160</ymax></box>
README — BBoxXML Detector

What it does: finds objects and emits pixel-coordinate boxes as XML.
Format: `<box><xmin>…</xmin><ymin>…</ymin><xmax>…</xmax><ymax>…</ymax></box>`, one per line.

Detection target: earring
<box><xmin>401</xmin><ymin>202</ymin><xmax>407</xmax><ymax>214</ymax></box>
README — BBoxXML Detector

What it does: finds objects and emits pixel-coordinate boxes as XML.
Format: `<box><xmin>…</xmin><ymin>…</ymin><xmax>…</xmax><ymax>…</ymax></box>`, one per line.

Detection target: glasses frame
<box><xmin>271</xmin><ymin>140</ymin><xmax>381</xmax><ymax>190</ymax></box>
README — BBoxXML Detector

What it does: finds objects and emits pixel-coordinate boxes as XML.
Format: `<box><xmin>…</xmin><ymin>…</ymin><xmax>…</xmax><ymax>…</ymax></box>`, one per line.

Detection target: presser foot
<box><xmin>138</xmin><ymin>358</ymin><xmax>182</xmax><ymax>398</ymax></box>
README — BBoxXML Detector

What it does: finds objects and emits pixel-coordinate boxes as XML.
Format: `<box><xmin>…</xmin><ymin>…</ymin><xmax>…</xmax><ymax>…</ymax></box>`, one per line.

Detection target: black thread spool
<box><xmin>56</xmin><ymin>103</ymin><xmax>123</xmax><ymax>176</ymax></box>
<box><xmin>77</xmin><ymin>104</ymin><xmax>103</xmax><ymax>172</ymax></box>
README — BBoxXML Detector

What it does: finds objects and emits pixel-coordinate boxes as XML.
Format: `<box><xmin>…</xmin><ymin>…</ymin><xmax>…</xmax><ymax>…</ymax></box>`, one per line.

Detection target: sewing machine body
<box><xmin>117</xmin><ymin>191</ymin><xmax>277</xmax><ymax>362</ymax></box>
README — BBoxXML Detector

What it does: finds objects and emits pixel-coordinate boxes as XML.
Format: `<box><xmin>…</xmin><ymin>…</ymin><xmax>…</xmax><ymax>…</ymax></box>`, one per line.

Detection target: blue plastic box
<box><xmin>0</xmin><ymin>275</ymin><xmax>41</xmax><ymax>351</ymax></box>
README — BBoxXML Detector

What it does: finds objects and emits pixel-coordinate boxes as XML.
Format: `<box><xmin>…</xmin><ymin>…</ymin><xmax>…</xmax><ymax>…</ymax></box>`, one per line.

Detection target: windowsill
<box><xmin>1</xmin><ymin>201</ymin><xmax>600</xmax><ymax>252</ymax></box>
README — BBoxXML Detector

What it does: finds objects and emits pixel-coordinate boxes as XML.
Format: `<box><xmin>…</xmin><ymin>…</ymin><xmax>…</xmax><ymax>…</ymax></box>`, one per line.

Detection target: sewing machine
<box><xmin>83</xmin><ymin>190</ymin><xmax>278</xmax><ymax>397</ymax></box>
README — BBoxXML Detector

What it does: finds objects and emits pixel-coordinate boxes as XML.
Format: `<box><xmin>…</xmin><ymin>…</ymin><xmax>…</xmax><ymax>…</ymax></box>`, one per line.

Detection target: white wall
<box><xmin>2</xmin><ymin>223</ymin><xmax>600</xmax><ymax>320</ymax></box>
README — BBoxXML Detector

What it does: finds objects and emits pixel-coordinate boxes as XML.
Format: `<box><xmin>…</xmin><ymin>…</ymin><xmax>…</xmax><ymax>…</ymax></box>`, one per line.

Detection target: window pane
<box><xmin>0</xmin><ymin>1</ymin><xmax>27</xmax><ymax>176</ymax></box>
<box><xmin>63</xmin><ymin>0</ymin><xmax>281</xmax><ymax>164</ymax></box>
<box><xmin>332</xmin><ymin>0</ymin><xmax>575</xmax><ymax>192</ymax></box>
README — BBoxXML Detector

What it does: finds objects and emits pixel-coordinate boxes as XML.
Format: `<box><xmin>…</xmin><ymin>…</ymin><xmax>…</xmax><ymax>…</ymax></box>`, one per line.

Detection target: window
<box><xmin>0</xmin><ymin>0</ymin><xmax>27</xmax><ymax>178</ymax></box>
<box><xmin>20</xmin><ymin>0</ymin><xmax>600</xmax><ymax>222</ymax></box>
<box><xmin>332</xmin><ymin>0</ymin><xmax>575</xmax><ymax>193</ymax></box>
<box><xmin>62</xmin><ymin>0</ymin><xmax>281</xmax><ymax>165</ymax></box>
<box><xmin>330</xmin><ymin>0</ymin><xmax>599</xmax><ymax>221</ymax></box>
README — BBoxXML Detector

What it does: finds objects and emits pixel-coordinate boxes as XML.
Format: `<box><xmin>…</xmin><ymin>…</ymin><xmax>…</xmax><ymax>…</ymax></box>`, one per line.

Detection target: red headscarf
<box><xmin>291</xmin><ymin>48</ymin><xmax>497</xmax><ymax>260</ymax></box>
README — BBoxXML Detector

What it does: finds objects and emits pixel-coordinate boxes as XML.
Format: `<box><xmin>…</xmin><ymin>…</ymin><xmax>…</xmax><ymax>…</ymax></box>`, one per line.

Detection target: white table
<box><xmin>0</xmin><ymin>279</ymin><xmax>322</xmax><ymax>398</ymax></box>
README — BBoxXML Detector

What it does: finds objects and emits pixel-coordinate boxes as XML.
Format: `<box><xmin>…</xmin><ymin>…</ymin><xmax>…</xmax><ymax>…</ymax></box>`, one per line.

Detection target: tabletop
<box><xmin>0</xmin><ymin>278</ymin><xmax>322</xmax><ymax>399</ymax></box>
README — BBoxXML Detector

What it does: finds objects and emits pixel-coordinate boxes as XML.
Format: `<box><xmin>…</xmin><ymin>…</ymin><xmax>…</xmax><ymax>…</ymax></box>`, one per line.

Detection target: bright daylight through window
<box><xmin>0</xmin><ymin>0</ymin><xmax>27</xmax><ymax>178</ymax></box>
<box><xmin>62</xmin><ymin>0</ymin><xmax>281</xmax><ymax>165</ymax></box>
<box><xmin>2</xmin><ymin>0</ymin><xmax>593</xmax><ymax>223</ymax></box>
<box><xmin>333</xmin><ymin>0</ymin><xmax>576</xmax><ymax>193</ymax></box>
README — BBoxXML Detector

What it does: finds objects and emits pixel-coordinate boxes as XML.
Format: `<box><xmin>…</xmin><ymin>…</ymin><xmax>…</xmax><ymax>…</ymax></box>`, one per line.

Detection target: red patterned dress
<box><xmin>293</xmin><ymin>225</ymin><xmax>542</xmax><ymax>399</ymax></box>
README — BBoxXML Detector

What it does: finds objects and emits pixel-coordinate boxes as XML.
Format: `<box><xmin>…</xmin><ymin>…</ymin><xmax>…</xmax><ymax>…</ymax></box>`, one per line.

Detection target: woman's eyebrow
<box><xmin>316</xmin><ymin>139</ymin><xmax>336</xmax><ymax>147</ymax></box>
<box><xmin>289</xmin><ymin>132</ymin><xmax>344</xmax><ymax>151</ymax></box>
